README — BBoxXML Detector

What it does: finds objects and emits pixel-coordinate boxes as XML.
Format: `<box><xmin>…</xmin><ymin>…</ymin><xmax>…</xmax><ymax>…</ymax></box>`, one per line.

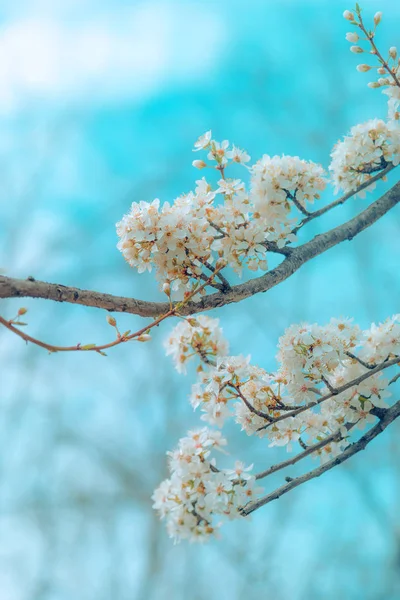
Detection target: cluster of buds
<box><xmin>344</xmin><ymin>7</ymin><xmax>400</xmax><ymax>120</ymax></box>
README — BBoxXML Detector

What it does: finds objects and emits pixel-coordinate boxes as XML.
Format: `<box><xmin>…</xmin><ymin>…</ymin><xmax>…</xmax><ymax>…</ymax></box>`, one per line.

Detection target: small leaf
<box><xmin>13</xmin><ymin>321</ymin><xmax>27</xmax><ymax>326</ymax></box>
<box><xmin>81</xmin><ymin>344</ymin><xmax>96</xmax><ymax>350</ymax></box>
<box><xmin>97</xmin><ymin>350</ymin><xmax>107</xmax><ymax>357</ymax></box>
<box><xmin>122</xmin><ymin>330</ymin><xmax>131</xmax><ymax>337</ymax></box>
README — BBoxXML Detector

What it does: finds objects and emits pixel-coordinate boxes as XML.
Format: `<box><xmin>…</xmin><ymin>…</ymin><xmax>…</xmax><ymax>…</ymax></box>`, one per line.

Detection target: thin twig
<box><xmin>254</xmin><ymin>430</ymin><xmax>342</xmax><ymax>481</ymax></box>
<box><xmin>346</xmin><ymin>351</ymin><xmax>377</xmax><ymax>370</ymax></box>
<box><xmin>292</xmin><ymin>163</ymin><xmax>397</xmax><ymax>234</ymax></box>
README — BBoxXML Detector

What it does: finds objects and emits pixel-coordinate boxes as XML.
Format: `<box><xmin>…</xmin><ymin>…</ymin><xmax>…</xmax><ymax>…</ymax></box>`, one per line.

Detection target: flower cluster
<box><xmin>116</xmin><ymin>131</ymin><xmax>331</xmax><ymax>296</ymax></box>
<box><xmin>152</xmin><ymin>427</ymin><xmax>261</xmax><ymax>543</ymax></box>
<box><xmin>155</xmin><ymin>314</ymin><xmax>399</xmax><ymax>541</ymax></box>
<box><xmin>164</xmin><ymin>315</ymin><xmax>228</xmax><ymax>373</ymax></box>
<box><xmin>329</xmin><ymin>119</ymin><xmax>400</xmax><ymax>194</ymax></box>
<box><xmin>168</xmin><ymin>313</ymin><xmax>398</xmax><ymax>449</ymax></box>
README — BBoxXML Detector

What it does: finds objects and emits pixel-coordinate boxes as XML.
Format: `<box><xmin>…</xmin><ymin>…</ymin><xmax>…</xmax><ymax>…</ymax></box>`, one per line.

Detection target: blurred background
<box><xmin>0</xmin><ymin>0</ymin><xmax>399</xmax><ymax>599</ymax></box>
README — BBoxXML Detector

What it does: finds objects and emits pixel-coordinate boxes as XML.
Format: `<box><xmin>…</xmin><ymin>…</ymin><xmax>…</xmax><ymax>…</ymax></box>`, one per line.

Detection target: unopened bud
<box><xmin>192</xmin><ymin>160</ymin><xmax>207</xmax><ymax>170</ymax></box>
<box><xmin>377</xmin><ymin>67</ymin><xmax>386</xmax><ymax>74</ymax></box>
<box><xmin>106</xmin><ymin>315</ymin><xmax>116</xmax><ymax>327</ymax></box>
<box><xmin>346</xmin><ymin>32</ymin><xmax>359</xmax><ymax>43</ymax></box>
<box><xmin>378</xmin><ymin>78</ymin><xmax>389</xmax><ymax>85</ymax></box>
<box><xmin>215</xmin><ymin>258</ymin><xmax>228</xmax><ymax>270</ymax></box>
<box><xmin>367</xmin><ymin>81</ymin><xmax>381</xmax><ymax>88</ymax></box>
<box><xmin>343</xmin><ymin>10</ymin><xmax>354</xmax><ymax>21</ymax></box>
<box><xmin>137</xmin><ymin>334</ymin><xmax>151</xmax><ymax>342</ymax></box>
<box><xmin>389</xmin><ymin>46</ymin><xmax>397</xmax><ymax>59</ymax></box>
<box><xmin>350</xmin><ymin>46</ymin><xmax>363</xmax><ymax>54</ymax></box>
<box><xmin>373</xmin><ymin>11</ymin><xmax>382</xmax><ymax>26</ymax></box>
<box><xmin>18</xmin><ymin>307</ymin><xmax>27</xmax><ymax>316</ymax></box>
<box><xmin>356</xmin><ymin>64</ymin><xmax>371</xmax><ymax>72</ymax></box>
<box><xmin>187</xmin><ymin>318</ymin><xmax>198</xmax><ymax>327</ymax></box>
<box><xmin>162</xmin><ymin>282</ymin><xmax>171</xmax><ymax>296</ymax></box>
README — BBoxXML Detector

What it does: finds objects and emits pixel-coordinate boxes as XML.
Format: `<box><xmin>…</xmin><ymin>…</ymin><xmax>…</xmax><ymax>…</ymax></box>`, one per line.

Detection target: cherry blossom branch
<box><xmin>1</xmin><ymin>178</ymin><xmax>398</xmax><ymax>319</ymax></box>
<box><xmin>256</xmin><ymin>355</ymin><xmax>400</xmax><ymax>432</ymax></box>
<box><xmin>292</xmin><ymin>161</ymin><xmax>396</xmax><ymax>234</ymax></box>
<box><xmin>241</xmin><ymin>398</ymin><xmax>400</xmax><ymax>516</ymax></box>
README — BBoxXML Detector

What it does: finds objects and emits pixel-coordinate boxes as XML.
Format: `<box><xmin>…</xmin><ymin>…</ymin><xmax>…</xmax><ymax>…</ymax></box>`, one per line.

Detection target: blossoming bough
<box><xmin>0</xmin><ymin>6</ymin><xmax>399</xmax><ymax>542</ymax></box>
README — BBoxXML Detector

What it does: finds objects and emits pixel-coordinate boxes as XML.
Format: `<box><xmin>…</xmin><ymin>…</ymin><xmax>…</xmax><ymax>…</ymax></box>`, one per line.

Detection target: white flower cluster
<box><xmin>155</xmin><ymin>314</ymin><xmax>399</xmax><ymax>541</ymax></box>
<box><xmin>116</xmin><ymin>132</ymin><xmax>329</xmax><ymax>296</ymax></box>
<box><xmin>164</xmin><ymin>315</ymin><xmax>229</xmax><ymax>374</ymax></box>
<box><xmin>384</xmin><ymin>86</ymin><xmax>400</xmax><ymax>122</ymax></box>
<box><xmin>165</xmin><ymin>313</ymin><xmax>399</xmax><ymax>453</ymax></box>
<box><xmin>152</xmin><ymin>427</ymin><xmax>261</xmax><ymax>543</ymax></box>
<box><xmin>329</xmin><ymin>119</ymin><xmax>400</xmax><ymax>195</ymax></box>
<box><xmin>251</xmin><ymin>154</ymin><xmax>326</xmax><ymax>226</ymax></box>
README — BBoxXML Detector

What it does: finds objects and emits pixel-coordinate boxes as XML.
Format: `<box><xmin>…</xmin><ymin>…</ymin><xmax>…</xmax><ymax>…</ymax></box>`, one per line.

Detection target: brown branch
<box><xmin>254</xmin><ymin>430</ymin><xmax>342</xmax><ymax>480</ymax></box>
<box><xmin>0</xmin><ymin>270</ymin><xmax>222</xmax><ymax>354</ymax></box>
<box><xmin>346</xmin><ymin>351</ymin><xmax>377</xmax><ymax>370</ymax></box>
<box><xmin>242</xmin><ymin>398</ymin><xmax>400</xmax><ymax>516</ymax></box>
<box><xmin>257</xmin><ymin>356</ymin><xmax>400</xmax><ymax>432</ymax></box>
<box><xmin>0</xmin><ymin>179</ymin><xmax>399</xmax><ymax>318</ymax></box>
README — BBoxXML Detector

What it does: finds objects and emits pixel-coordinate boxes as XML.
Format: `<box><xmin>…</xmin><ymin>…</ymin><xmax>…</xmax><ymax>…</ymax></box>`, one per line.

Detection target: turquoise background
<box><xmin>0</xmin><ymin>1</ymin><xmax>399</xmax><ymax>599</ymax></box>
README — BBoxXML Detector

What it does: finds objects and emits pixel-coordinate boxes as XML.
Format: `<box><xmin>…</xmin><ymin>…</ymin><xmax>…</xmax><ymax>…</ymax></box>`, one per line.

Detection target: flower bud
<box><xmin>356</xmin><ymin>64</ymin><xmax>371</xmax><ymax>72</ymax></box>
<box><xmin>18</xmin><ymin>307</ymin><xmax>28</xmax><ymax>316</ymax></box>
<box><xmin>377</xmin><ymin>67</ymin><xmax>386</xmax><ymax>74</ymax></box>
<box><xmin>389</xmin><ymin>46</ymin><xmax>397</xmax><ymax>59</ymax></box>
<box><xmin>343</xmin><ymin>10</ymin><xmax>354</xmax><ymax>20</ymax></box>
<box><xmin>367</xmin><ymin>81</ymin><xmax>381</xmax><ymax>88</ymax></box>
<box><xmin>106</xmin><ymin>315</ymin><xmax>116</xmax><ymax>327</ymax></box>
<box><xmin>373</xmin><ymin>11</ymin><xmax>382</xmax><ymax>25</ymax></box>
<box><xmin>345</xmin><ymin>32</ymin><xmax>359</xmax><ymax>43</ymax></box>
<box><xmin>378</xmin><ymin>78</ymin><xmax>389</xmax><ymax>85</ymax></box>
<box><xmin>192</xmin><ymin>160</ymin><xmax>207</xmax><ymax>170</ymax></box>
<box><xmin>162</xmin><ymin>282</ymin><xmax>171</xmax><ymax>296</ymax></box>
<box><xmin>215</xmin><ymin>258</ymin><xmax>228</xmax><ymax>270</ymax></box>
<box><xmin>137</xmin><ymin>334</ymin><xmax>151</xmax><ymax>342</ymax></box>
<box><xmin>350</xmin><ymin>46</ymin><xmax>363</xmax><ymax>53</ymax></box>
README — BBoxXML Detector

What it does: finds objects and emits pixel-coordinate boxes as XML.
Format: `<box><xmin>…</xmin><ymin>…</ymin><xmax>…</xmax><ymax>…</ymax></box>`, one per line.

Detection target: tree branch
<box><xmin>242</xmin><ymin>398</ymin><xmax>400</xmax><ymax>516</ymax></box>
<box><xmin>292</xmin><ymin>162</ymin><xmax>397</xmax><ymax>233</ymax></box>
<box><xmin>0</xmin><ymin>180</ymin><xmax>399</xmax><ymax>318</ymax></box>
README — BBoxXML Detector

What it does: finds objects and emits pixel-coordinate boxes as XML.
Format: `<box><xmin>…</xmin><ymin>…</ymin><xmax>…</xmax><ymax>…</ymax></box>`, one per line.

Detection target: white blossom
<box><xmin>329</xmin><ymin>119</ymin><xmax>400</xmax><ymax>195</ymax></box>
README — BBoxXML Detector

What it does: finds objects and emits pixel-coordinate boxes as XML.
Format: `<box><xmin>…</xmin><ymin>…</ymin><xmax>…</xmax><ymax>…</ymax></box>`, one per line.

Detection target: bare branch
<box><xmin>242</xmin><ymin>398</ymin><xmax>400</xmax><ymax>516</ymax></box>
<box><xmin>0</xmin><ymin>179</ymin><xmax>399</xmax><ymax>318</ymax></box>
